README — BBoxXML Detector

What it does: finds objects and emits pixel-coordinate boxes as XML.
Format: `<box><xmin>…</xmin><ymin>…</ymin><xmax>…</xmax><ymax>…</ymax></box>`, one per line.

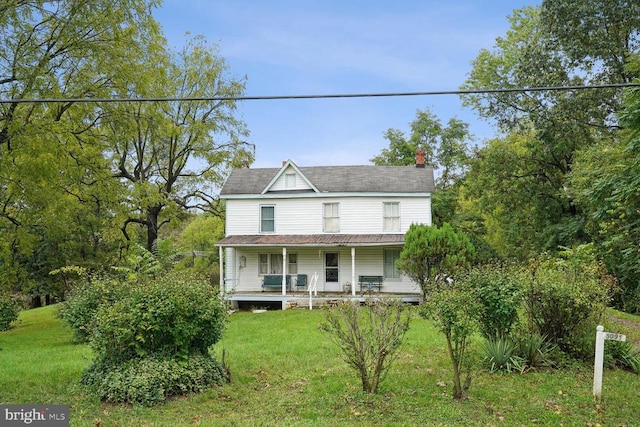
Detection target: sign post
<box><xmin>593</xmin><ymin>325</ymin><xmax>626</xmax><ymax>403</ymax></box>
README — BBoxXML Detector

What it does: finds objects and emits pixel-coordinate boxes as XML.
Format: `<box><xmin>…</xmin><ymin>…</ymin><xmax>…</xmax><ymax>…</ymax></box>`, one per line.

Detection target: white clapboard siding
<box><xmin>226</xmin><ymin>196</ymin><xmax>431</xmax><ymax>235</ymax></box>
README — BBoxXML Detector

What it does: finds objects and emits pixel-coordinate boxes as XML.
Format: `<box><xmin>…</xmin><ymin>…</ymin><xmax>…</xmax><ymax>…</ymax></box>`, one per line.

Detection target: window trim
<box><xmin>258</xmin><ymin>252</ymin><xmax>297</xmax><ymax>275</ymax></box>
<box><xmin>383</xmin><ymin>248</ymin><xmax>402</xmax><ymax>280</ymax></box>
<box><xmin>260</xmin><ymin>204</ymin><xmax>275</xmax><ymax>233</ymax></box>
<box><xmin>383</xmin><ymin>202</ymin><xmax>400</xmax><ymax>232</ymax></box>
<box><xmin>323</xmin><ymin>202</ymin><xmax>340</xmax><ymax>233</ymax></box>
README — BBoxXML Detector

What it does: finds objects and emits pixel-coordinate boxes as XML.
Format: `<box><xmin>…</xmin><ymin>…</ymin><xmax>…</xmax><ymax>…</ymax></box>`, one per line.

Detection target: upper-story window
<box><xmin>285</xmin><ymin>173</ymin><xmax>296</xmax><ymax>188</ymax></box>
<box><xmin>383</xmin><ymin>202</ymin><xmax>400</xmax><ymax>232</ymax></box>
<box><xmin>323</xmin><ymin>202</ymin><xmax>340</xmax><ymax>233</ymax></box>
<box><xmin>260</xmin><ymin>205</ymin><xmax>275</xmax><ymax>233</ymax></box>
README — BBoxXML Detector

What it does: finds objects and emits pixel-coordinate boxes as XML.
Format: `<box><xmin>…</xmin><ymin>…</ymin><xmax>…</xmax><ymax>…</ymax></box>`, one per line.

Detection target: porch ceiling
<box><xmin>216</xmin><ymin>234</ymin><xmax>405</xmax><ymax>247</ymax></box>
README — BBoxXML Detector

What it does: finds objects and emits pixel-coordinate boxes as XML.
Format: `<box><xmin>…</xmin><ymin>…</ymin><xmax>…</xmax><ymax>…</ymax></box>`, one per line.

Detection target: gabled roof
<box><xmin>220</xmin><ymin>162</ymin><xmax>435</xmax><ymax>196</ymax></box>
<box><xmin>261</xmin><ymin>160</ymin><xmax>319</xmax><ymax>194</ymax></box>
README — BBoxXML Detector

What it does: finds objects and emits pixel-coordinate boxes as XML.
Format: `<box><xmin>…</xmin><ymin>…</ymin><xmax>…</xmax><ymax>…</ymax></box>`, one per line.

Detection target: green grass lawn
<box><xmin>1</xmin><ymin>305</ymin><xmax>639</xmax><ymax>426</ymax></box>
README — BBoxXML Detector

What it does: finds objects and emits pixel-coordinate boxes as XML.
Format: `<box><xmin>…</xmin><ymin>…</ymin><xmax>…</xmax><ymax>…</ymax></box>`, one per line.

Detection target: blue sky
<box><xmin>154</xmin><ymin>1</ymin><xmax>537</xmax><ymax>168</ymax></box>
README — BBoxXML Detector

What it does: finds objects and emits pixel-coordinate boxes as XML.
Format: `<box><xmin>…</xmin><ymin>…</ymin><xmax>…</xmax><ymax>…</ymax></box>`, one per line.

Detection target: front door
<box><xmin>324</xmin><ymin>252</ymin><xmax>340</xmax><ymax>292</ymax></box>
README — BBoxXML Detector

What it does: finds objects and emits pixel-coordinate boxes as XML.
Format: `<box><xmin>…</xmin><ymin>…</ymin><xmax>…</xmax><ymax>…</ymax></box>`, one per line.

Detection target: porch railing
<box><xmin>308</xmin><ymin>272</ymin><xmax>319</xmax><ymax>310</ymax></box>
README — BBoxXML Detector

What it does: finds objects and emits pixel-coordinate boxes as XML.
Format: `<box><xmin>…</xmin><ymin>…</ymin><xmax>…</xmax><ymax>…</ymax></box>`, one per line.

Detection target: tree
<box><xmin>397</xmin><ymin>223</ymin><xmax>475</xmax><ymax>298</ymax></box>
<box><xmin>0</xmin><ymin>0</ymin><xmax>161</xmax><ymax>300</ymax></box>
<box><xmin>460</xmin><ymin>3</ymin><xmax>638</xmax><ymax>257</ymax></box>
<box><xmin>571</xmin><ymin>55</ymin><xmax>640</xmax><ymax>312</ymax></box>
<box><xmin>102</xmin><ymin>35</ymin><xmax>253</xmax><ymax>251</ymax></box>
<box><xmin>371</xmin><ymin>108</ymin><xmax>471</xmax><ymax>189</ymax></box>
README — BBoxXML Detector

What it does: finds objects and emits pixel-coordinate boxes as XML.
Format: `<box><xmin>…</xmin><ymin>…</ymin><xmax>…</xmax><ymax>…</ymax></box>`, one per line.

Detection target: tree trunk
<box><xmin>146</xmin><ymin>206</ymin><xmax>162</xmax><ymax>251</ymax></box>
<box><xmin>446</xmin><ymin>333</ymin><xmax>464</xmax><ymax>400</ymax></box>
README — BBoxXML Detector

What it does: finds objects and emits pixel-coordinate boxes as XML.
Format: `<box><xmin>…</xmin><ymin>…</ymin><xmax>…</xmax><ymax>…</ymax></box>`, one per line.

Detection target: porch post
<box><xmin>282</xmin><ymin>247</ymin><xmax>287</xmax><ymax>296</ymax></box>
<box><xmin>351</xmin><ymin>247</ymin><xmax>356</xmax><ymax>297</ymax></box>
<box><xmin>218</xmin><ymin>246</ymin><xmax>224</xmax><ymax>297</ymax></box>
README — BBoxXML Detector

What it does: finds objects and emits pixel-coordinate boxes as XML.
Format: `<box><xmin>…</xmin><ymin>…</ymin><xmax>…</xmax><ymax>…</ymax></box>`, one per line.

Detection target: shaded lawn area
<box><xmin>1</xmin><ymin>305</ymin><xmax>639</xmax><ymax>426</ymax></box>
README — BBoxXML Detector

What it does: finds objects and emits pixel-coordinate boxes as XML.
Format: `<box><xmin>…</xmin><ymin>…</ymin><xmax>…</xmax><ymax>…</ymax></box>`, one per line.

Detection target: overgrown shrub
<box><xmin>90</xmin><ymin>275</ymin><xmax>226</xmax><ymax>364</ymax></box>
<box><xmin>0</xmin><ymin>296</ymin><xmax>20</xmax><ymax>331</ymax></box>
<box><xmin>320</xmin><ymin>299</ymin><xmax>411</xmax><ymax>393</ymax></box>
<box><xmin>81</xmin><ymin>274</ymin><xmax>227</xmax><ymax>404</ymax></box>
<box><xmin>523</xmin><ymin>247</ymin><xmax>614</xmax><ymax>354</ymax></box>
<box><xmin>81</xmin><ymin>353</ymin><xmax>227</xmax><ymax>406</ymax></box>
<box><xmin>57</xmin><ymin>277</ymin><xmax>127</xmax><ymax>342</ymax></box>
<box><xmin>468</xmin><ymin>265</ymin><xmax>522</xmax><ymax>339</ymax></box>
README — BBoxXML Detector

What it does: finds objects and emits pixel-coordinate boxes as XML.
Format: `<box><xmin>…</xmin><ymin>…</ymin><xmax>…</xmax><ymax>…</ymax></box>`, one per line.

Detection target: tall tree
<box><xmin>0</xmin><ymin>0</ymin><xmax>161</xmax><ymax>299</ymax></box>
<box><xmin>371</xmin><ymin>108</ymin><xmax>471</xmax><ymax>189</ymax></box>
<box><xmin>102</xmin><ymin>35</ymin><xmax>253</xmax><ymax>251</ymax></box>
<box><xmin>571</xmin><ymin>55</ymin><xmax>640</xmax><ymax>312</ymax></box>
<box><xmin>460</xmin><ymin>4</ymin><xmax>638</xmax><ymax>257</ymax></box>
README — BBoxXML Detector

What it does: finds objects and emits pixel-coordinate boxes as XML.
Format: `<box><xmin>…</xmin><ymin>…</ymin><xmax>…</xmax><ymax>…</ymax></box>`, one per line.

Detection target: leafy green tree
<box><xmin>571</xmin><ymin>55</ymin><xmax>640</xmax><ymax>312</ymax></box>
<box><xmin>460</xmin><ymin>3</ymin><xmax>637</xmax><ymax>258</ymax></box>
<box><xmin>371</xmin><ymin>108</ymin><xmax>471</xmax><ymax>189</ymax></box>
<box><xmin>397</xmin><ymin>223</ymin><xmax>475</xmax><ymax>298</ymax></box>
<box><xmin>0</xmin><ymin>0</ymin><xmax>160</xmax><ymax>300</ymax></box>
<box><xmin>102</xmin><ymin>36</ymin><xmax>253</xmax><ymax>251</ymax></box>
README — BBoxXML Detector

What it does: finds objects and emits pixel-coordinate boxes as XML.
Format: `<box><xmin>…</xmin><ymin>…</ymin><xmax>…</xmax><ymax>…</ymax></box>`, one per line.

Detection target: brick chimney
<box><xmin>415</xmin><ymin>148</ymin><xmax>426</xmax><ymax>168</ymax></box>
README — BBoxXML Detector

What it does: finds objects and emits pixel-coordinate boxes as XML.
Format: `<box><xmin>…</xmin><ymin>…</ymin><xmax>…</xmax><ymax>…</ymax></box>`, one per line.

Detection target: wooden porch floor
<box><xmin>224</xmin><ymin>291</ymin><xmax>423</xmax><ymax>310</ymax></box>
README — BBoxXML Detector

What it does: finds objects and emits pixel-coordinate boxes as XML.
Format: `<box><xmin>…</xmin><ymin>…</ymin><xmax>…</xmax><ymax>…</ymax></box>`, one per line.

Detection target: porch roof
<box><xmin>215</xmin><ymin>234</ymin><xmax>405</xmax><ymax>247</ymax></box>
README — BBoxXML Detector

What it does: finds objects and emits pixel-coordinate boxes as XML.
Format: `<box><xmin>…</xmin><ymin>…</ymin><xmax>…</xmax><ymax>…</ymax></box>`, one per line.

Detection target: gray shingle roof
<box><xmin>220</xmin><ymin>164</ymin><xmax>435</xmax><ymax>195</ymax></box>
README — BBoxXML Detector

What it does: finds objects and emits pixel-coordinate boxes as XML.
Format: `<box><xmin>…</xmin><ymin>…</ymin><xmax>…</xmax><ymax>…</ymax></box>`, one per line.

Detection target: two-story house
<box><xmin>215</xmin><ymin>150</ymin><xmax>435</xmax><ymax>304</ymax></box>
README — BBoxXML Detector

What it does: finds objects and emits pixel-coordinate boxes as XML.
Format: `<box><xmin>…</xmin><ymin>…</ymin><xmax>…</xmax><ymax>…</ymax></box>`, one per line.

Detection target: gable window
<box><xmin>323</xmin><ymin>203</ymin><xmax>340</xmax><ymax>232</ymax></box>
<box><xmin>285</xmin><ymin>173</ymin><xmax>296</xmax><ymax>188</ymax></box>
<box><xmin>260</xmin><ymin>205</ymin><xmax>275</xmax><ymax>233</ymax></box>
<box><xmin>383</xmin><ymin>248</ymin><xmax>401</xmax><ymax>279</ymax></box>
<box><xmin>383</xmin><ymin>202</ymin><xmax>400</xmax><ymax>232</ymax></box>
<box><xmin>258</xmin><ymin>253</ymin><xmax>297</xmax><ymax>275</ymax></box>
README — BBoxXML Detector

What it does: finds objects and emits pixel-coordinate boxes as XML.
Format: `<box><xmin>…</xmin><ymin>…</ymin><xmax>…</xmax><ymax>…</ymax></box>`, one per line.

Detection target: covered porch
<box><xmin>215</xmin><ymin>234</ymin><xmax>422</xmax><ymax>301</ymax></box>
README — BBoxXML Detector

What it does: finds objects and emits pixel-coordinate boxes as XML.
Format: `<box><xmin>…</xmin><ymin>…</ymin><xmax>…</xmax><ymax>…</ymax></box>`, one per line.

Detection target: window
<box><xmin>384</xmin><ymin>248</ymin><xmax>401</xmax><ymax>279</ymax></box>
<box><xmin>323</xmin><ymin>203</ymin><xmax>340</xmax><ymax>232</ymax></box>
<box><xmin>285</xmin><ymin>173</ymin><xmax>296</xmax><ymax>188</ymax></box>
<box><xmin>383</xmin><ymin>202</ymin><xmax>400</xmax><ymax>232</ymax></box>
<box><xmin>258</xmin><ymin>253</ymin><xmax>297</xmax><ymax>275</ymax></box>
<box><xmin>288</xmin><ymin>253</ymin><xmax>298</xmax><ymax>274</ymax></box>
<box><xmin>260</xmin><ymin>205</ymin><xmax>275</xmax><ymax>233</ymax></box>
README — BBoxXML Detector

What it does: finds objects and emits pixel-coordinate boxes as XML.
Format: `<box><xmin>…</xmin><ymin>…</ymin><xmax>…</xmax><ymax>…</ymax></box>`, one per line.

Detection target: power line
<box><xmin>1</xmin><ymin>82</ymin><xmax>638</xmax><ymax>104</ymax></box>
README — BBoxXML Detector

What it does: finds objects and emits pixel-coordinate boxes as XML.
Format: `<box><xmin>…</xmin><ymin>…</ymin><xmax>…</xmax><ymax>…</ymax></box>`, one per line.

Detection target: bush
<box><xmin>468</xmin><ymin>265</ymin><xmax>522</xmax><ymax>339</ymax></box>
<box><xmin>320</xmin><ymin>299</ymin><xmax>411</xmax><ymax>393</ymax></box>
<box><xmin>56</xmin><ymin>277</ymin><xmax>127</xmax><ymax>342</ymax></box>
<box><xmin>81</xmin><ymin>353</ymin><xmax>227</xmax><ymax>406</ymax></box>
<box><xmin>0</xmin><ymin>297</ymin><xmax>20</xmax><ymax>331</ymax></box>
<box><xmin>423</xmin><ymin>280</ymin><xmax>481</xmax><ymax>399</ymax></box>
<box><xmin>90</xmin><ymin>275</ymin><xmax>226</xmax><ymax>364</ymax></box>
<box><xmin>523</xmin><ymin>248</ymin><xmax>613</xmax><ymax>354</ymax></box>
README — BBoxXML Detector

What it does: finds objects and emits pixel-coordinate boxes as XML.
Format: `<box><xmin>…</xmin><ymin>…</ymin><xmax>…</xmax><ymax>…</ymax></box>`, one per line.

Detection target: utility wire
<box><xmin>0</xmin><ymin>82</ymin><xmax>638</xmax><ymax>104</ymax></box>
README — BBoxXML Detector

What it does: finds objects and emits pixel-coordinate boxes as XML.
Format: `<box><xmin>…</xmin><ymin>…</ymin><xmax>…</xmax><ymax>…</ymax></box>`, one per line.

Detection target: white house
<box><xmin>215</xmin><ymin>150</ymin><xmax>435</xmax><ymax>299</ymax></box>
